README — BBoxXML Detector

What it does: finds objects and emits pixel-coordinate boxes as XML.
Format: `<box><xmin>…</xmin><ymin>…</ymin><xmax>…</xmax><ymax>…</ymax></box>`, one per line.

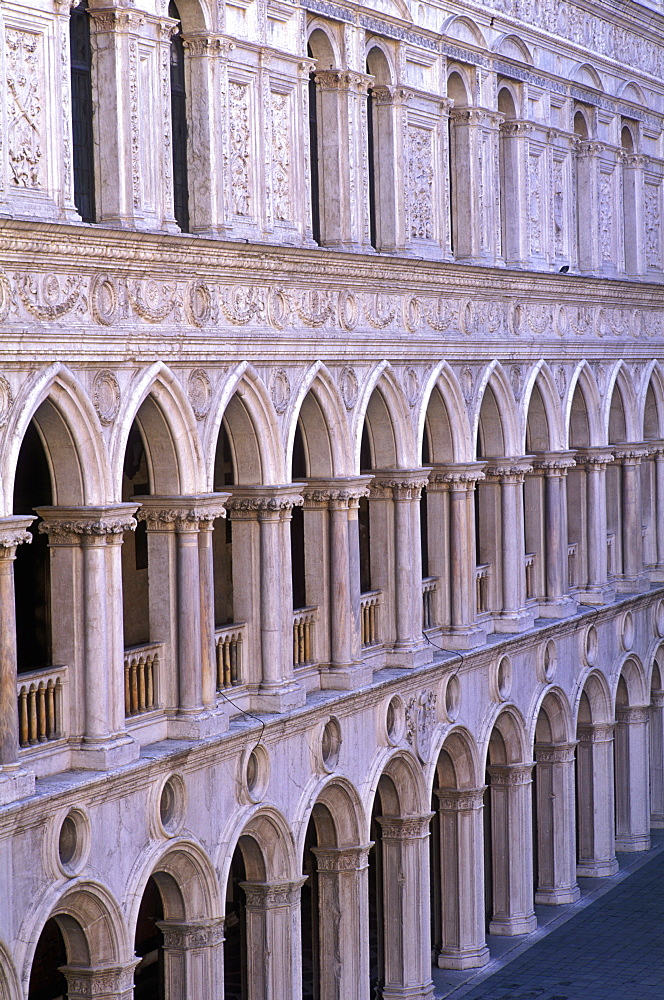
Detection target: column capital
<box><xmin>616</xmin><ymin>705</ymin><xmax>650</xmax><ymax>725</ymax></box>
<box><xmin>370</xmin><ymin>468</ymin><xmax>431</xmax><ymax>500</ymax></box>
<box><xmin>450</xmin><ymin>106</ymin><xmax>502</xmax><ymax>128</ymax></box>
<box><xmin>60</xmin><ymin>962</ymin><xmax>139</xmax><ymax>1000</ymax></box>
<box><xmin>612</xmin><ymin>444</ymin><xmax>650</xmax><ymax>464</ymax></box>
<box><xmin>241</xmin><ymin>877</ymin><xmax>307</xmax><ymax>908</ymax></box>
<box><xmin>311</xmin><ymin>844</ymin><xmax>373</xmax><ymax>871</ymax></box>
<box><xmin>534</xmin><ymin>742</ymin><xmax>577</xmax><ymax>763</ymax></box>
<box><xmin>434</xmin><ymin>786</ymin><xmax>486</xmax><ymax>811</ymax></box>
<box><xmin>181</xmin><ymin>32</ymin><xmax>226</xmax><ymax>56</ymax></box>
<box><xmin>376</xmin><ymin>813</ymin><xmax>434</xmax><ymax>839</ymax></box>
<box><xmin>225</xmin><ymin>484</ymin><xmax>304</xmax><ymax>519</ymax></box>
<box><xmin>134</xmin><ymin>493</ymin><xmax>230</xmax><ymax>529</ymax></box>
<box><xmin>87</xmin><ymin>6</ymin><xmax>147</xmax><ymax>32</ymax></box>
<box><xmin>302</xmin><ymin>476</ymin><xmax>372</xmax><ymax>510</ymax></box>
<box><xmin>530</xmin><ymin>450</ymin><xmax>577</xmax><ymax>475</ymax></box>
<box><xmin>500</xmin><ymin>119</ymin><xmax>534</xmax><ymax>136</ymax></box>
<box><xmin>36</xmin><ymin>505</ymin><xmax>138</xmax><ymax>544</ymax></box>
<box><xmin>622</xmin><ymin>152</ymin><xmax>649</xmax><ymax>169</ymax></box>
<box><xmin>156</xmin><ymin>917</ymin><xmax>225</xmax><ymax>950</ymax></box>
<box><xmin>577</xmin><ymin>722</ymin><xmax>615</xmax><ymax>743</ymax></box>
<box><xmin>0</xmin><ymin>515</ymin><xmax>34</xmax><ymax>552</ymax></box>
<box><xmin>427</xmin><ymin>461</ymin><xmax>486</xmax><ymax>491</ymax></box>
<box><xmin>576</xmin><ymin>139</ymin><xmax>605</xmax><ymax>157</ymax></box>
<box><xmin>486</xmin><ymin>762</ymin><xmax>534</xmax><ymax>785</ymax></box>
<box><xmin>483</xmin><ymin>456</ymin><xmax>533</xmax><ymax>482</ymax></box>
<box><xmin>645</xmin><ymin>438</ymin><xmax>664</xmax><ymax>457</ymax></box>
<box><xmin>574</xmin><ymin>446</ymin><xmax>614</xmax><ymax>469</ymax></box>
<box><xmin>651</xmin><ymin>690</ymin><xmax>664</xmax><ymax>708</ymax></box>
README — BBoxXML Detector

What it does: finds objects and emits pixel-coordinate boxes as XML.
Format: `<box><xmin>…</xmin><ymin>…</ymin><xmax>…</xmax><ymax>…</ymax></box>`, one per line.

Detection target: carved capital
<box><xmin>486</xmin><ymin>763</ymin><xmax>534</xmax><ymax>786</ymax></box>
<box><xmin>484</xmin><ymin>457</ymin><xmax>533</xmax><ymax>483</ymax></box>
<box><xmin>613</xmin><ymin>445</ymin><xmax>649</xmax><ymax>464</ymax></box>
<box><xmin>36</xmin><ymin>505</ymin><xmax>138</xmax><ymax>543</ymax></box>
<box><xmin>134</xmin><ymin>494</ymin><xmax>229</xmax><ymax>529</ymax></box>
<box><xmin>157</xmin><ymin>918</ymin><xmax>225</xmax><ymax>951</ymax></box>
<box><xmin>427</xmin><ymin>461</ymin><xmax>486</xmax><ymax>491</ymax></box>
<box><xmin>225</xmin><ymin>486</ymin><xmax>304</xmax><ymax>518</ymax></box>
<box><xmin>435</xmin><ymin>787</ymin><xmax>486</xmax><ymax>812</ymax></box>
<box><xmin>241</xmin><ymin>878</ymin><xmax>307</xmax><ymax>908</ymax></box>
<box><xmin>534</xmin><ymin>742</ymin><xmax>577</xmax><ymax>764</ymax></box>
<box><xmin>616</xmin><ymin>706</ymin><xmax>650</xmax><ymax>725</ymax></box>
<box><xmin>181</xmin><ymin>33</ymin><xmax>225</xmax><ymax>56</ymax></box>
<box><xmin>530</xmin><ymin>451</ymin><xmax>577</xmax><ymax>475</ymax></box>
<box><xmin>60</xmin><ymin>962</ymin><xmax>139</xmax><ymax>998</ymax></box>
<box><xmin>376</xmin><ymin>813</ymin><xmax>434</xmax><ymax>840</ymax></box>
<box><xmin>574</xmin><ymin>447</ymin><xmax>614</xmax><ymax>471</ymax></box>
<box><xmin>577</xmin><ymin>722</ymin><xmax>615</xmax><ymax>744</ymax></box>
<box><xmin>577</xmin><ymin>140</ymin><xmax>605</xmax><ymax>157</ymax></box>
<box><xmin>0</xmin><ymin>515</ymin><xmax>34</xmax><ymax>552</ymax></box>
<box><xmin>302</xmin><ymin>476</ymin><xmax>372</xmax><ymax>510</ymax></box>
<box><xmin>370</xmin><ymin>469</ymin><xmax>431</xmax><ymax>501</ymax></box>
<box><xmin>311</xmin><ymin>844</ymin><xmax>372</xmax><ymax>872</ymax></box>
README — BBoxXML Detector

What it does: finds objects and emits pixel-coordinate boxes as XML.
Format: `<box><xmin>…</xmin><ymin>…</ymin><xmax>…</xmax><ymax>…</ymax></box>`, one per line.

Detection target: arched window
<box><xmin>70</xmin><ymin>0</ymin><xmax>95</xmax><ymax>222</ymax></box>
<box><xmin>307</xmin><ymin>44</ymin><xmax>321</xmax><ymax>245</ymax></box>
<box><xmin>497</xmin><ymin>87</ymin><xmax>518</xmax><ymax>264</ymax></box>
<box><xmin>366</xmin><ymin>76</ymin><xmax>377</xmax><ymax>249</ymax></box>
<box><xmin>447</xmin><ymin>70</ymin><xmax>471</xmax><ymax>259</ymax></box>
<box><xmin>307</xmin><ymin>29</ymin><xmax>337</xmax><ymax>245</ymax></box>
<box><xmin>365</xmin><ymin>46</ymin><xmax>396</xmax><ymax>253</ymax></box>
<box><xmin>169</xmin><ymin>1</ymin><xmax>190</xmax><ymax>232</ymax></box>
<box><xmin>574</xmin><ymin>109</ymin><xmax>591</xmax><ymax>270</ymax></box>
<box><xmin>621</xmin><ymin>122</ymin><xmax>638</xmax><ymax>275</ymax></box>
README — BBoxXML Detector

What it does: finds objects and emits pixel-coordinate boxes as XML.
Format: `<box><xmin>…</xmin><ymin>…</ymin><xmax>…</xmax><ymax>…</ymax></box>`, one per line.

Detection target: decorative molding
<box><xmin>92</xmin><ymin>370</ymin><xmax>121</xmax><ymax>425</ymax></box>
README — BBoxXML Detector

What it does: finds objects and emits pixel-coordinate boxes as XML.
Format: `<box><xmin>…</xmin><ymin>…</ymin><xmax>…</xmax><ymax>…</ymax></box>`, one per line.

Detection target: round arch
<box><xmin>110</xmin><ymin>363</ymin><xmax>203</xmax><ymax>499</ymax></box>
<box><xmin>364</xmin><ymin>748</ymin><xmax>429</xmax><ymax>831</ymax></box>
<box><xmin>573</xmin><ymin>668</ymin><xmax>614</xmax><ymax>728</ymax></box>
<box><xmin>218</xmin><ymin>804</ymin><xmax>298</xmax><ymax>889</ymax></box>
<box><xmin>1</xmin><ymin>364</ymin><xmax>110</xmax><ymax>513</ymax></box>
<box><xmin>614</xmin><ymin>654</ymin><xmax>649</xmax><ymax>709</ymax></box>
<box><xmin>295</xmin><ymin>775</ymin><xmax>366</xmax><ymax>859</ymax></box>
<box><xmin>531</xmin><ymin>686</ymin><xmax>574</xmax><ymax>746</ymax></box>
<box><xmin>441</xmin><ymin>14</ymin><xmax>487</xmax><ymax>49</ymax></box>
<box><xmin>171</xmin><ymin>0</ymin><xmax>211</xmax><ymax>31</ymax></box>
<box><xmin>432</xmin><ymin>726</ymin><xmax>481</xmax><ymax>793</ymax></box>
<box><xmin>0</xmin><ymin>940</ymin><xmax>20</xmax><ymax>1000</ymax></box>
<box><xmin>492</xmin><ymin>33</ymin><xmax>533</xmax><ymax>65</ymax></box>
<box><xmin>365</xmin><ymin>41</ymin><xmax>395</xmax><ymax>84</ymax></box>
<box><xmin>480</xmin><ymin>703</ymin><xmax>529</xmax><ymax>770</ymax></box>
<box><xmin>307</xmin><ymin>22</ymin><xmax>340</xmax><ymax>67</ymax></box>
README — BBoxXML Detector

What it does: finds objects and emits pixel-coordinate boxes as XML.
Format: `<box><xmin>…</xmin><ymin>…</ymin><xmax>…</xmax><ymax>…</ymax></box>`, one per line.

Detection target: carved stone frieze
<box><xmin>6</xmin><ymin>30</ymin><xmax>43</xmax><ymax>189</ymax></box>
<box><xmin>92</xmin><ymin>370</ymin><xmax>121</xmax><ymax>425</ymax></box>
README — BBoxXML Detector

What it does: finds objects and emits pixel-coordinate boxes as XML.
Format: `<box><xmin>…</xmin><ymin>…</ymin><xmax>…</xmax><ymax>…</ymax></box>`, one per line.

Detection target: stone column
<box><xmin>575</xmin><ymin>140</ymin><xmax>604</xmax><ymax>273</ymax></box>
<box><xmin>484</xmin><ymin>460</ymin><xmax>534</xmax><ymax>633</ymax></box>
<box><xmin>37</xmin><ymin>506</ymin><xmax>140</xmax><ymax>769</ymax></box>
<box><xmin>574</xmin><ymin>448</ymin><xmax>615</xmax><ymax>605</ymax></box>
<box><xmin>614</xmin><ymin>705</ymin><xmax>651</xmax><ymax>852</ymax></box>
<box><xmin>428</xmin><ymin>464</ymin><xmax>486</xmax><ymax>650</ymax></box>
<box><xmin>181</xmin><ymin>34</ymin><xmax>228</xmax><ymax>235</ymax></box>
<box><xmin>311</xmin><ymin>845</ymin><xmax>372</xmax><ymax>1000</ymax></box>
<box><xmin>614</xmin><ymin>446</ymin><xmax>650</xmax><ymax>592</ymax></box>
<box><xmin>226</xmin><ymin>487</ymin><xmax>306</xmax><ymax>712</ymax></box>
<box><xmin>434</xmin><ymin>787</ymin><xmax>489</xmax><ymax>969</ymax></box>
<box><xmin>376</xmin><ymin>814</ymin><xmax>435</xmax><ymax>1000</ymax></box>
<box><xmin>302</xmin><ymin>478</ymin><xmax>372</xmax><ymax>689</ymax></box>
<box><xmin>486</xmin><ymin>764</ymin><xmax>537</xmax><ymax>935</ymax></box>
<box><xmin>651</xmin><ymin>444</ymin><xmax>664</xmax><ymax>581</ymax></box>
<box><xmin>576</xmin><ymin>723</ymin><xmax>619</xmax><ymax>876</ymax></box>
<box><xmin>241</xmin><ymin>879</ymin><xmax>306</xmax><ymax>1000</ymax></box>
<box><xmin>371</xmin><ymin>471</ymin><xmax>432</xmax><ymax>668</ymax></box>
<box><xmin>498</xmin><ymin>121</ymin><xmax>531</xmax><ymax>266</ymax></box>
<box><xmin>136</xmin><ymin>495</ymin><xmax>229</xmax><ymax>737</ymax></box>
<box><xmin>60</xmin><ymin>962</ymin><xmax>139</xmax><ymax>1000</ymax></box>
<box><xmin>368</xmin><ymin>85</ymin><xmax>409</xmax><ymax>254</ymax></box>
<box><xmin>531</xmin><ymin>452</ymin><xmax>577</xmax><ymax>618</ymax></box>
<box><xmin>622</xmin><ymin>153</ymin><xmax>647</xmax><ymax>278</ymax></box>
<box><xmin>0</xmin><ymin>517</ymin><xmax>35</xmax><ymax>804</ymax></box>
<box><xmin>157</xmin><ymin>918</ymin><xmax>225</xmax><ymax>999</ymax></box>
<box><xmin>650</xmin><ymin>688</ymin><xmax>664</xmax><ymax>827</ymax></box>
<box><xmin>449</xmin><ymin>108</ymin><xmax>503</xmax><ymax>265</ymax></box>
<box><xmin>533</xmin><ymin>743</ymin><xmax>580</xmax><ymax>904</ymax></box>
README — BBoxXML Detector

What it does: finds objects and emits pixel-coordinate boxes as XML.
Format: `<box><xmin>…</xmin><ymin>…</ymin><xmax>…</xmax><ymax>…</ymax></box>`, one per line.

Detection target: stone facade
<box><xmin>1</xmin><ymin>0</ymin><xmax>664</xmax><ymax>997</ymax></box>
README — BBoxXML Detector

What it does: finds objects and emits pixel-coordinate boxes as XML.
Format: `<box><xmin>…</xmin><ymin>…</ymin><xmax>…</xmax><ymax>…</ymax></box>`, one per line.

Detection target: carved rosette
<box><xmin>187</xmin><ymin>368</ymin><xmax>212</xmax><ymax>420</ymax></box>
<box><xmin>376</xmin><ymin>813</ymin><xmax>434</xmax><ymax>840</ymax></box>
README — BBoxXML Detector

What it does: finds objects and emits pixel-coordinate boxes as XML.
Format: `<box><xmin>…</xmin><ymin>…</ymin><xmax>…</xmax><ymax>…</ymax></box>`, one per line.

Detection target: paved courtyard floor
<box><xmin>432</xmin><ymin>831</ymin><xmax>664</xmax><ymax>1000</ymax></box>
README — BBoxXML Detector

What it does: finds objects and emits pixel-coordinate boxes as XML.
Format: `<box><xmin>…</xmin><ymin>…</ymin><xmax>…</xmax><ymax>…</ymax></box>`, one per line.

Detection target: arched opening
<box><xmin>224</xmin><ymin>845</ymin><xmax>248</xmax><ymax>1000</ymax></box>
<box><xmin>28</xmin><ymin>917</ymin><xmax>69</xmax><ymax>1000</ymax></box>
<box><xmin>607</xmin><ymin>381</ymin><xmax>627</xmax><ymax>581</ymax></box>
<box><xmin>368</xmin><ymin>777</ymin><xmax>388</xmax><ymax>996</ymax></box>
<box><xmin>566</xmin><ymin>379</ymin><xmax>591</xmax><ymax>594</ymax></box>
<box><xmin>524</xmin><ymin>380</ymin><xmax>552</xmax><ymax>607</ymax></box>
<box><xmin>121</xmin><ymin>419</ymin><xmax>151</xmax><ymax>649</ymax></box>
<box><xmin>614</xmin><ymin>660</ymin><xmax>651</xmax><ymax>852</ymax></box>
<box><xmin>134</xmin><ymin>875</ymin><xmax>166</xmax><ymax>999</ymax></box>
<box><xmin>365</xmin><ymin>46</ymin><xmax>395</xmax><ymax>252</ymax></box>
<box><xmin>642</xmin><ymin>381</ymin><xmax>661</xmax><ymax>575</ymax></box>
<box><xmin>574</xmin><ymin>109</ymin><xmax>591</xmax><ymax>271</ymax></box>
<box><xmin>212</xmin><ymin>422</ymin><xmax>235</xmax><ymax>629</ymax></box>
<box><xmin>359</xmin><ymin>421</ymin><xmax>373</xmax><ymax>597</ymax></box>
<box><xmin>291</xmin><ymin>421</ymin><xmax>307</xmax><ymax>613</ymax></box>
<box><xmin>497</xmin><ymin>86</ymin><xmax>518</xmax><ymax>264</ymax></box>
<box><xmin>447</xmin><ymin>70</ymin><xmax>471</xmax><ymax>259</ymax></box>
<box><xmin>484</xmin><ymin>712</ymin><xmax>536</xmax><ymax>935</ymax></box>
<box><xmin>533</xmin><ymin>691</ymin><xmax>579</xmax><ymax>904</ymax></box>
<box><xmin>70</xmin><ymin>0</ymin><xmax>95</xmax><ymax>222</ymax></box>
<box><xmin>169</xmin><ymin>2</ymin><xmax>190</xmax><ymax>232</ymax></box>
<box><xmin>475</xmin><ymin>384</ymin><xmax>506</xmax><ymax>619</ymax></box>
<box><xmin>307</xmin><ymin>29</ymin><xmax>337</xmax><ymax>247</ymax></box>
<box><xmin>13</xmin><ymin>420</ymin><xmax>53</xmax><ymax>674</ymax></box>
<box><xmin>650</xmin><ymin>655</ymin><xmax>664</xmax><ymax>827</ymax></box>
<box><xmin>621</xmin><ymin>122</ymin><xmax>638</xmax><ymax>275</ymax></box>
<box><xmin>575</xmin><ymin>674</ymin><xmax>618</xmax><ymax>876</ymax></box>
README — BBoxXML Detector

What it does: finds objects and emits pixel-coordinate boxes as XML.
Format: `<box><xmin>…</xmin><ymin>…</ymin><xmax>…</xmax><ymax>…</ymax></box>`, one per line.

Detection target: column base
<box><xmin>0</xmin><ymin>764</ymin><xmax>35</xmax><ymax>805</ymax></box>
<box><xmin>319</xmin><ymin>661</ymin><xmax>374</xmax><ymax>690</ymax></box>
<box><xmin>71</xmin><ymin>732</ymin><xmax>139</xmax><ymax>770</ymax></box>
<box><xmin>537</xmin><ymin>596</ymin><xmax>578</xmax><ymax>619</ymax></box>
<box><xmin>385</xmin><ymin>641</ymin><xmax>433</xmax><ymax>669</ymax></box>
<box><xmin>493</xmin><ymin>609</ymin><xmax>536</xmax><ymax>634</ymax></box>
<box><xmin>382</xmin><ymin>982</ymin><xmax>435</xmax><ymax>1000</ymax></box>
<box><xmin>433</xmin><ymin>625</ymin><xmax>487</xmax><ymax>651</ymax></box>
<box><xmin>615</xmin><ymin>833</ymin><xmax>651</xmax><ymax>852</ymax></box>
<box><xmin>167</xmin><ymin>707</ymin><xmax>229</xmax><ymax>740</ymax></box>
<box><xmin>648</xmin><ymin>567</ymin><xmax>664</xmax><ymax>584</ymax></box>
<box><xmin>253</xmin><ymin>680</ymin><xmax>306</xmax><ymax>713</ymax></box>
<box><xmin>615</xmin><ymin>575</ymin><xmax>651</xmax><ymax>594</ymax></box>
<box><xmin>489</xmin><ymin>913</ymin><xmax>537</xmax><ymax>936</ymax></box>
<box><xmin>576</xmin><ymin>584</ymin><xmax>616</xmax><ymax>606</ymax></box>
<box><xmin>535</xmin><ymin>884</ymin><xmax>581</xmax><ymax>905</ymax></box>
<box><xmin>437</xmin><ymin>944</ymin><xmax>490</xmax><ymax>970</ymax></box>
<box><xmin>576</xmin><ymin>857</ymin><xmax>619</xmax><ymax>877</ymax></box>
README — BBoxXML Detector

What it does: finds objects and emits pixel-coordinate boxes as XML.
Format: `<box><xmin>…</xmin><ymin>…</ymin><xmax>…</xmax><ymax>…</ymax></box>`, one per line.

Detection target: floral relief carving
<box><xmin>271</xmin><ymin>92</ymin><xmax>291</xmax><ymax>222</ymax></box>
<box><xmin>129</xmin><ymin>39</ymin><xmax>140</xmax><ymax>209</ymax></box>
<box><xmin>599</xmin><ymin>171</ymin><xmax>613</xmax><ymax>262</ymax></box>
<box><xmin>6</xmin><ymin>30</ymin><xmax>43</xmax><ymax>188</ymax></box>
<box><xmin>15</xmin><ymin>273</ymin><xmax>82</xmax><ymax>320</ymax></box>
<box><xmin>529</xmin><ymin>153</ymin><xmax>542</xmax><ymax>256</ymax></box>
<box><xmin>645</xmin><ymin>183</ymin><xmax>661</xmax><ymax>268</ymax></box>
<box><xmin>408</xmin><ymin>127</ymin><xmax>434</xmax><ymax>240</ymax></box>
<box><xmin>229</xmin><ymin>82</ymin><xmax>252</xmax><ymax>216</ymax></box>
<box><xmin>552</xmin><ymin>158</ymin><xmax>565</xmax><ymax>256</ymax></box>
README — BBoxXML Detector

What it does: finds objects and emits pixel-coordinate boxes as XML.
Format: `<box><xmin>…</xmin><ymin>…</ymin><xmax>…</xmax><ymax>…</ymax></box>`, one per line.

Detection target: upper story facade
<box><xmin>3</xmin><ymin>0</ymin><xmax>664</xmax><ymax>279</ymax></box>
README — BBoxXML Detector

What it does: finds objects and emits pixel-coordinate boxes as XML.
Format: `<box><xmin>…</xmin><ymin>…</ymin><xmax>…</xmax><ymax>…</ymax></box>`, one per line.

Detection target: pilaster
<box><xmin>573</xmin><ymin>448</ymin><xmax>616</xmax><ymax>606</ymax></box>
<box><xmin>613</xmin><ymin>446</ymin><xmax>650</xmax><ymax>593</ymax></box>
<box><xmin>483</xmin><ymin>458</ymin><xmax>535</xmax><ymax>633</ymax></box>
<box><xmin>157</xmin><ymin>918</ymin><xmax>225</xmax><ymax>999</ymax></box>
<box><xmin>533</xmin><ymin>743</ymin><xmax>580</xmax><ymax>904</ymax></box>
<box><xmin>530</xmin><ymin>452</ymin><xmax>578</xmax><ymax>618</ymax></box>
<box><xmin>576</xmin><ymin>722</ymin><xmax>619</xmax><ymax>876</ymax></box>
<box><xmin>614</xmin><ymin>705</ymin><xmax>651</xmax><ymax>851</ymax></box>
<box><xmin>486</xmin><ymin>764</ymin><xmax>537</xmax><ymax>935</ymax></box>
<box><xmin>241</xmin><ymin>878</ymin><xmax>307</xmax><ymax>1000</ymax></box>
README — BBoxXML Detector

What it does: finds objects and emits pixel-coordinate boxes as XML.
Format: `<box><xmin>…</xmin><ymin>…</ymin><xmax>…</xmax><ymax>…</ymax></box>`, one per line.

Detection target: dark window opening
<box><xmin>213</xmin><ymin>423</ymin><xmax>235</xmax><ymax>626</ymax></box>
<box><xmin>366</xmin><ymin>80</ymin><xmax>377</xmax><ymax>250</ymax></box>
<box><xmin>224</xmin><ymin>848</ymin><xmax>248</xmax><ymax>1000</ymax></box>
<box><xmin>28</xmin><ymin>918</ymin><xmax>68</xmax><ymax>1000</ymax></box>
<box><xmin>122</xmin><ymin>421</ymin><xmax>150</xmax><ymax>646</ymax></box>
<box><xmin>368</xmin><ymin>793</ymin><xmax>385</xmax><ymax>997</ymax></box>
<box><xmin>70</xmin><ymin>0</ymin><xmax>96</xmax><ymax>222</ymax></box>
<box><xmin>134</xmin><ymin>876</ymin><xmax>165</xmax><ymax>1000</ymax></box>
<box><xmin>301</xmin><ymin>819</ymin><xmax>320</xmax><ymax>999</ymax></box>
<box><xmin>169</xmin><ymin>2</ymin><xmax>189</xmax><ymax>232</ymax></box>
<box><xmin>14</xmin><ymin>422</ymin><xmax>53</xmax><ymax>673</ymax></box>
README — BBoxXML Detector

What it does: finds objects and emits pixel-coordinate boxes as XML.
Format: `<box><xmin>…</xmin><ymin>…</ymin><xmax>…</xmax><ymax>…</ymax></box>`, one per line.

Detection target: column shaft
<box><xmin>576</xmin><ymin>724</ymin><xmax>619</xmax><ymax>876</ymax></box>
<box><xmin>312</xmin><ymin>846</ymin><xmax>371</xmax><ymax>1000</ymax></box>
<box><xmin>533</xmin><ymin>744</ymin><xmax>580</xmax><ymax>904</ymax></box>
<box><xmin>486</xmin><ymin>765</ymin><xmax>537</xmax><ymax>935</ymax></box>
<box><xmin>0</xmin><ymin>518</ymin><xmax>33</xmax><ymax>768</ymax></box>
<box><xmin>614</xmin><ymin>706</ymin><xmax>651</xmax><ymax>852</ymax></box>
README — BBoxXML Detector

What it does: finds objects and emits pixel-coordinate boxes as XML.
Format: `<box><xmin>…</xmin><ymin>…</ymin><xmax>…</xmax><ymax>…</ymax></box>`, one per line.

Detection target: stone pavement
<box><xmin>432</xmin><ymin>832</ymin><xmax>664</xmax><ymax>1000</ymax></box>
